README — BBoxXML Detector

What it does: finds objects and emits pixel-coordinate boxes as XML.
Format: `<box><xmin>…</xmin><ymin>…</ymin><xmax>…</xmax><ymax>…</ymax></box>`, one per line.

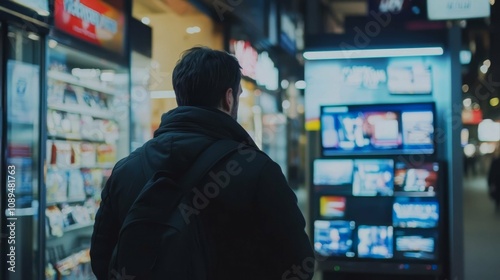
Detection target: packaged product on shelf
<box><xmin>52</xmin><ymin>141</ymin><xmax>74</xmax><ymax>167</ymax></box>
<box><xmin>60</xmin><ymin>112</ymin><xmax>72</xmax><ymax>134</ymax></box>
<box><xmin>49</xmin><ymin>61</ymin><xmax>67</xmax><ymax>73</ymax></box>
<box><xmin>80</xmin><ymin>143</ymin><xmax>96</xmax><ymax>167</ymax></box>
<box><xmin>81</xmin><ymin>169</ymin><xmax>94</xmax><ymax>196</ymax></box>
<box><xmin>101</xmin><ymin>119</ymin><xmax>119</xmax><ymax>143</ymax></box>
<box><xmin>54</xmin><ymin>250</ymin><xmax>92</xmax><ymax>280</ymax></box>
<box><xmin>63</xmin><ymin>85</ymin><xmax>78</xmax><ymax>105</ymax></box>
<box><xmin>48</xmin><ymin>110</ymin><xmax>63</xmax><ymax>135</ymax></box>
<box><xmin>96</xmin><ymin>144</ymin><xmax>116</xmax><ymax>164</ymax></box>
<box><xmin>47</xmin><ymin>109</ymin><xmax>57</xmax><ymax>135</ymax></box>
<box><xmin>71</xmin><ymin>143</ymin><xmax>81</xmax><ymax>166</ymax></box>
<box><xmin>54</xmin><ymin>253</ymin><xmax>80</xmax><ymax>279</ymax></box>
<box><xmin>84</xmin><ymin>198</ymin><xmax>99</xmax><ymax>220</ymax></box>
<box><xmin>80</xmin><ymin>115</ymin><xmax>104</xmax><ymax>141</ymax></box>
<box><xmin>60</xmin><ymin>204</ymin><xmax>75</xmax><ymax>227</ymax></box>
<box><xmin>45</xmin><ymin>263</ymin><xmax>57</xmax><ymax>280</ymax></box>
<box><xmin>67</xmin><ymin>113</ymin><xmax>81</xmax><ymax>135</ymax></box>
<box><xmin>47</xmin><ymin>80</ymin><xmax>65</xmax><ymax>105</ymax></box>
<box><xmin>80</xmin><ymin>89</ymin><xmax>97</xmax><ymax>108</ymax></box>
<box><xmin>46</xmin><ymin>169</ymin><xmax>68</xmax><ymax>203</ymax></box>
<box><xmin>91</xmin><ymin>169</ymin><xmax>104</xmax><ymax>188</ymax></box>
<box><xmin>71</xmin><ymin>205</ymin><xmax>92</xmax><ymax>225</ymax></box>
<box><xmin>93</xmin><ymin>92</ymin><xmax>108</xmax><ymax>110</ymax></box>
<box><xmin>46</xmin><ymin>206</ymin><xmax>65</xmax><ymax>237</ymax></box>
<box><xmin>81</xmin><ymin>168</ymin><xmax>103</xmax><ymax>199</ymax></box>
<box><xmin>67</xmin><ymin>170</ymin><xmax>85</xmax><ymax>201</ymax></box>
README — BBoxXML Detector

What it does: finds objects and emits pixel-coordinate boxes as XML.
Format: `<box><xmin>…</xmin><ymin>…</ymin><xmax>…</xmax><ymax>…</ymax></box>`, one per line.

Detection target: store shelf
<box><xmin>47</xmin><ymin>223</ymin><xmax>94</xmax><ymax>241</ymax></box>
<box><xmin>46</xmin><ymin>199</ymin><xmax>87</xmax><ymax>207</ymax></box>
<box><xmin>47</xmin><ymin>133</ymin><xmax>106</xmax><ymax>143</ymax></box>
<box><xmin>48</xmin><ymin>163</ymin><xmax>115</xmax><ymax>170</ymax></box>
<box><xmin>48</xmin><ymin>103</ymin><xmax>113</xmax><ymax>119</ymax></box>
<box><xmin>48</xmin><ymin>70</ymin><xmax>120</xmax><ymax>96</ymax></box>
<box><xmin>63</xmin><ymin>223</ymin><xmax>93</xmax><ymax>233</ymax></box>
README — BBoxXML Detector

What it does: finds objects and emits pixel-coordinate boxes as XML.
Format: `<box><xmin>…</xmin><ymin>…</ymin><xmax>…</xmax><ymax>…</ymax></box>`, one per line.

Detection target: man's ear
<box><xmin>222</xmin><ymin>88</ymin><xmax>234</xmax><ymax>112</ymax></box>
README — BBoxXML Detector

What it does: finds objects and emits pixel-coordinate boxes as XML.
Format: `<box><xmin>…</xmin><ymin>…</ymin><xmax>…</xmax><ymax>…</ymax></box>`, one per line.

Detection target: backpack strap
<box><xmin>176</xmin><ymin>139</ymin><xmax>242</xmax><ymax>192</ymax></box>
<box><xmin>121</xmin><ymin>139</ymin><xmax>244</xmax><ymax>229</ymax></box>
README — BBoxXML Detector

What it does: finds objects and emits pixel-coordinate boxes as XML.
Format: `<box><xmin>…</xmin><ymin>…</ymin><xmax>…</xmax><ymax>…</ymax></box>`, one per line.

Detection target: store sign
<box><xmin>462</xmin><ymin>109</ymin><xmax>483</xmax><ymax>125</ymax></box>
<box><xmin>280</xmin><ymin>14</ymin><xmax>296</xmax><ymax>55</ymax></box>
<box><xmin>230</xmin><ymin>40</ymin><xmax>258</xmax><ymax>80</ymax></box>
<box><xmin>341</xmin><ymin>66</ymin><xmax>387</xmax><ymax>90</ymax></box>
<box><xmin>427</xmin><ymin>0</ymin><xmax>490</xmax><ymax>20</ymax></box>
<box><xmin>378</xmin><ymin>0</ymin><xmax>405</xmax><ymax>13</ymax></box>
<box><xmin>478</xmin><ymin>119</ymin><xmax>500</xmax><ymax>142</ymax></box>
<box><xmin>369</xmin><ymin>0</ymin><xmax>427</xmax><ymax>20</ymax></box>
<box><xmin>9</xmin><ymin>0</ymin><xmax>50</xmax><ymax>15</ymax></box>
<box><xmin>54</xmin><ymin>0</ymin><xmax>125</xmax><ymax>53</ymax></box>
<box><xmin>256</xmin><ymin>52</ymin><xmax>279</xmax><ymax>91</ymax></box>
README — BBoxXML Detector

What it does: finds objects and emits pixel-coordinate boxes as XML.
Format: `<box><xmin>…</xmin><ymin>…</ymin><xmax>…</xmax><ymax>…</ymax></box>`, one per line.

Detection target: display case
<box><xmin>304</xmin><ymin>30</ymin><xmax>463</xmax><ymax>280</ymax></box>
<box><xmin>44</xmin><ymin>41</ymin><xmax>130</xmax><ymax>279</ymax></box>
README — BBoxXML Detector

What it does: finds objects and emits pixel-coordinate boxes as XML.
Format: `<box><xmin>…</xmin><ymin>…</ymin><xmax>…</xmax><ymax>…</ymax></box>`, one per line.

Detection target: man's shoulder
<box><xmin>111</xmin><ymin>147</ymin><xmax>143</xmax><ymax>174</ymax></box>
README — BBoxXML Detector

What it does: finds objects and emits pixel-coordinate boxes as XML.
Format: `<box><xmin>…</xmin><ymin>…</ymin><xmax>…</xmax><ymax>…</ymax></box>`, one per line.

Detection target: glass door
<box><xmin>3</xmin><ymin>24</ymin><xmax>43</xmax><ymax>280</ymax></box>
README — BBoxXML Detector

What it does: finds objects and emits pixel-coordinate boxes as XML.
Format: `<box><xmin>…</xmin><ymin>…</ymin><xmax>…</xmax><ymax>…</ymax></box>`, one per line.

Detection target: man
<box><xmin>90</xmin><ymin>47</ymin><xmax>315</xmax><ymax>280</ymax></box>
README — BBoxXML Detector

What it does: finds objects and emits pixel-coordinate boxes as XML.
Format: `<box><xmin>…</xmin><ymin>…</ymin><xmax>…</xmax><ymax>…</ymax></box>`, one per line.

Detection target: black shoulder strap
<box><xmin>121</xmin><ymin>139</ymin><xmax>243</xmax><ymax>229</ymax></box>
<box><xmin>177</xmin><ymin>139</ymin><xmax>241</xmax><ymax>191</ymax></box>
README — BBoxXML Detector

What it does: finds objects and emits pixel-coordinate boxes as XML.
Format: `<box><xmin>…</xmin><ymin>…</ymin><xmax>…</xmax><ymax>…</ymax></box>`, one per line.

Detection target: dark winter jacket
<box><xmin>90</xmin><ymin>106</ymin><xmax>315</xmax><ymax>280</ymax></box>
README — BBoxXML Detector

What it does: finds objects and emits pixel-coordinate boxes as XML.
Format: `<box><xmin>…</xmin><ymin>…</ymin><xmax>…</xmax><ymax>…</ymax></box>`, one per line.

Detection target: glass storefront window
<box><xmin>5</xmin><ymin>24</ymin><xmax>42</xmax><ymax>280</ymax></box>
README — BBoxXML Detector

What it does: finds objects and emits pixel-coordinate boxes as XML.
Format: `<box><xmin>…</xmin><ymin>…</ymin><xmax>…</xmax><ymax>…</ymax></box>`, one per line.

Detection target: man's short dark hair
<box><xmin>172</xmin><ymin>46</ymin><xmax>242</xmax><ymax>107</ymax></box>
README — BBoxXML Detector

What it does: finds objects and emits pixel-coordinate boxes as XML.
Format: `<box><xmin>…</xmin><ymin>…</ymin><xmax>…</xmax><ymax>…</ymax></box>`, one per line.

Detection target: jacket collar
<box><xmin>153</xmin><ymin>106</ymin><xmax>258</xmax><ymax>149</ymax></box>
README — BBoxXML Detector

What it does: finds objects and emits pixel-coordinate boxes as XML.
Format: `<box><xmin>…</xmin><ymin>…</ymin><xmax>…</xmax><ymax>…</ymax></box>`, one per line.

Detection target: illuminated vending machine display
<box><xmin>304</xmin><ymin>45</ymin><xmax>451</xmax><ymax>278</ymax></box>
<box><xmin>311</xmin><ymin>102</ymin><xmax>444</xmax><ymax>276</ymax></box>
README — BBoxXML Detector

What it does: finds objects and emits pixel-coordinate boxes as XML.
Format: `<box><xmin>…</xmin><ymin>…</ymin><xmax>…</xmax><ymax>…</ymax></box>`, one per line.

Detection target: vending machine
<box><xmin>304</xmin><ymin>29</ymin><xmax>463</xmax><ymax>280</ymax></box>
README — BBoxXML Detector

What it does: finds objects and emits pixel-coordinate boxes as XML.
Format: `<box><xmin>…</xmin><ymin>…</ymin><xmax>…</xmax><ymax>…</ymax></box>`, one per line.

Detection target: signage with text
<box><xmin>256</xmin><ymin>52</ymin><xmax>279</xmax><ymax>91</ymax></box>
<box><xmin>230</xmin><ymin>40</ymin><xmax>258</xmax><ymax>80</ymax></box>
<box><xmin>54</xmin><ymin>0</ymin><xmax>125</xmax><ymax>54</ymax></box>
<box><xmin>369</xmin><ymin>0</ymin><xmax>427</xmax><ymax>20</ymax></box>
<box><xmin>427</xmin><ymin>0</ymin><xmax>490</xmax><ymax>20</ymax></box>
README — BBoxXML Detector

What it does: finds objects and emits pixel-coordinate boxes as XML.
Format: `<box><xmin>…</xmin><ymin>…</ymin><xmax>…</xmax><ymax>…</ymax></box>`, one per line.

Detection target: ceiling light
<box><xmin>48</xmin><ymin>39</ymin><xmax>58</xmax><ymax>48</ymax></box>
<box><xmin>27</xmin><ymin>32</ymin><xmax>40</xmax><ymax>41</ymax></box>
<box><xmin>36</xmin><ymin>9</ymin><xmax>50</xmax><ymax>16</ymax></box>
<box><xmin>281</xmin><ymin>79</ymin><xmax>289</xmax><ymax>89</ymax></box>
<box><xmin>303</xmin><ymin>47</ymin><xmax>444</xmax><ymax>60</ymax></box>
<box><xmin>463</xmin><ymin>98</ymin><xmax>472</xmax><ymax>108</ymax></box>
<box><xmin>480</xmin><ymin>65</ymin><xmax>489</xmax><ymax>74</ymax></box>
<box><xmin>490</xmin><ymin>97</ymin><xmax>499</xmax><ymax>107</ymax></box>
<box><xmin>462</xmin><ymin>84</ymin><xmax>469</xmax><ymax>93</ymax></box>
<box><xmin>460</xmin><ymin>50</ymin><xmax>472</xmax><ymax>64</ymax></box>
<box><xmin>186</xmin><ymin>26</ymin><xmax>201</xmax><ymax>34</ymax></box>
<box><xmin>282</xmin><ymin>100</ymin><xmax>291</xmax><ymax>110</ymax></box>
<box><xmin>464</xmin><ymin>144</ymin><xmax>476</xmax><ymax>157</ymax></box>
<box><xmin>483</xmin><ymin>59</ymin><xmax>491</xmax><ymax>67</ymax></box>
<box><xmin>141</xmin><ymin>17</ymin><xmax>150</xmax><ymax>25</ymax></box>
<box><xmin>295</xmin><ymin>80</ymin><xmax>307</xmax><ymax>89</ymax></box>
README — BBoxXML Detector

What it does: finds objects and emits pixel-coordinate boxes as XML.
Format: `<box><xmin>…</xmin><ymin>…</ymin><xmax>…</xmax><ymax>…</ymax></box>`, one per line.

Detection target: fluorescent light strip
<box><xmin>151</xmin><ymin>90</ymin><xmax>176</xmax><ymax>99</ymax></box>
<box><xmin>303</xmin><ymin>47</ymin><xmax>444</xmax><ymax>60</ymax></box>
